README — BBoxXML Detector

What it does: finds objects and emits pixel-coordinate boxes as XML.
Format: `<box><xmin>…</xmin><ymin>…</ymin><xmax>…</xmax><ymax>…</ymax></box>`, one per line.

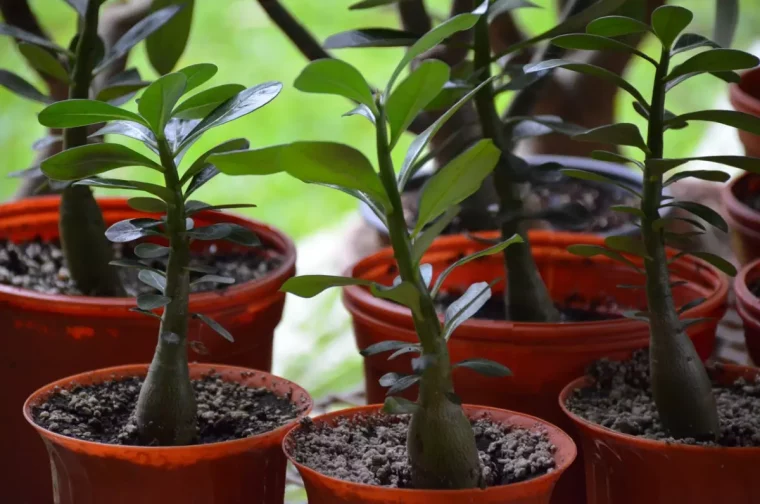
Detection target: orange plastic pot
<box><xmin>730</xmin><ymin>67</ymin><xmax>760</xmax><ymax>157</ymax></box>
<box><xmin>23</xmin><ymin>363</ymin><xmax>312</xmax><ymax>503</ymax></box>
<box><xmin>724</xmin><ymin>173</ymin><xmax>760</xmax><ymax>265</ymax></box>
<box><xmin>284</xmin><ymin>404</ymin><xmax>576</xmax><ymax>504</ymax></box>
<box><xmin>343</xmin><ymin>230</ymin><xmax>728</xmax><ymax>504</ymax></box>
<box><xmin>559</xmin><ymin>364</ymin><xmax>760</xmax><ymax>503</ymax></box>
<box><xmin>0</xmin><ymin>196</ymin><xmax>296</xmax><ymax>504</ymax></box>
<box><xmin>735</xmin><ymin>258</ymin><xmax>760</xmax><ymax>365</ymax></box>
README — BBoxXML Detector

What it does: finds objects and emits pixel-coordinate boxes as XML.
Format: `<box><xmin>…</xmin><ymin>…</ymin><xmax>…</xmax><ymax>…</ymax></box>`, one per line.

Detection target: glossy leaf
<box><xmin>183</xmin><ymin>201</ymin><xmax>257</xmax><ymax>215</ymax></box>
<box><xmin>690</xmin><ymin>251</ymin><xmax>737</xmax><ymax>276</ymax></box>
<box><xmin>360</xmin><ymin>340</ymin><xmax>417</xmax><ymax>357</ymax></box>
<box><xmin>0</xmin><ymin>70</ymin><xmax>51</xmax><ymax>104</ymax></box>
<box><xmin>454</xmin><ymin>359</ymin><xmax>511</xmax><ymax>377</ymax></box>
<box><xmin>349</xmin><ymin>0</ymin><xmax>409</xmax><ymax>9</ymax></box>
<box><xmin>389</xmin><ymin>345</ymin><xmax>421</xmax><ymax>360</ymax></box>
<box><xmin>665</xmin><ymin>110</ymin><xmax>760</xmax><ymax>136</ymax></box>
<box><xmin>661</xmin><ymin>201</ymin><xmax>728</xmax><ymax>233</ymax></box>
<box><xmin>177</xmin><ymin>63</ymin><xmax>218</xmax><ymax>92</ymax></box>
<box><xmin>295</xmin><ymin>59</ymin><xmax>376</xmax><ymax>114</ymax></box>
<box><xmin>137</xmin><ymin>294</ymin><xmax>171</xmax><ymax>310</ymax></box>
<box><xmin>672</xmin><ymin>33</ymin><xmax>719</xmax><ymax>55</ymax></box>
<box><xmin>666</xmin><ymin>70</ymin><xmax>740</xmax><ymax>92</ymax></box>
<box><xmin>127</xmin><ymin>197</ymin><xmax>167</xmax><ymax>213</ymax></box>
<box><xmin>39</xmin><ymin>99</ymin><xmax>146</xmax><ymax>128</ymax></box>
<box><xmin>573</xmin><ymin>123</ymin><xmax>649</xmax><ymax>153</ymax></box>
<box><xmin>324</xmin><ymin>28</ymin><xmax>419</xmax><ymax>49</ymax></box>
<box><xmin>134</xmin><ymin>243</ymin><xmax>170</xmax><ymax>259</ymax></box>
<box><xmin>664</xmin><ymin>169</ymin><xmax>730</xmax><ymax>186</ymax></box>
<box><xmin>411</xmin><ymin>206</ymin><xmax>459</xmax><ymax>263</ymax></box>
<box><xmin>666</xmin><ymin>49</ymin><xmax>759</xmax><ymax>81</ymax></box>
<box><xmin>41</xmin><ymin>143</ymin><xmax>162</xmax><ymax>181</ymax></box>
<box><xmin>604</xmin><ymin>235</ymin><xmax>649</xmax><ymax>259</ymax></box>
<box><xmin>442</xmin><ymin>282</ymin><xmax>493</xmax><ymax>341</ymax></box>
<box><xmin>651</xmin><ymin>5</ymin><xmax>693</xmax><ymax>48</ymax></box>
<box><xmin>0</xmin><ymin>23</ymin><xmax>69</xmax><ymax>54</ymax></box>
<box><xmin>591</xmin><ymin>150</ymin><xmax>644</xmax><ymax>170</ymax></box>
<box><xmin>551</xmin><ymin>34</ymin><xmax>654</xmax><ymax>65</ymax></box>
<box><xmin>106</xmin><ymin>218</ymin><xmax>163</xmax><ymax>243</ymax></box>
<box><xmin>194</xmin><ymin>313</ymin><xmax>234</xmax><ymax>342</ymax></box>
<box><xmin>18</xmin><ymin>43</ymin><xmax>69</xmax><ymax>83</ymax></box>
<box><xmin>184</xmin><ymin>165</ymin><xmax>219</xmax><ymax>198</ymax></box>
<box><xmin>173</xmin><ymin>84</ymin><xmax>245</xmax><ymax>120</ymax></box>
<box><xmin>74</xmin><ymin>178</ymin><xmax>173</xmax><ymax>201</ymax></box>
<box><xmin>281</xmin><ymin>275</ymin><xmax>372</xmax><ymax>298</ymax></box>
<box><xmin>343</xmin><ymin>103</ymin><xmax>376</xmax><ymax>123</ymax></box>
<box><xmin>567</xmin><ymin>244</ymin><xmax>642</xmax><ymax>272</ymax></box>
<box><xmin>185</xmin><ymin>223</ymin><xmax>259</xmax><ymax>246</ymax></box>
<box><xmin>646</xmin><ymin>156</ymin><xmax>760</xmax><ymax>175</ymax></box>
<box><xmin>586</xmin><ymin>15</ymin><xmax>651</xmax><ymax>37</ymax></box>
<box><xmin>138</xmin><ymin>269</ymin><xmax>168</xmax><ymax>293</ymax></box>
<box><xmin>611</xmin><ymin>205</ymin><xmax>645</xmax><ymax>219</ymax></box>
<box><xmin>489</xmin><ymin>0</ymin><xmax>540</xmax><ymax>23</ymax></box>
<box><xmin>509</xmin><ymin>115</ymin><xmax>587</xmax><ymax>138</ymax></box>
<box><xmin>191</xmin><ymin>275</ymin><xmax>235</xmax><ymax>287</ymax></box>
<box><xmin>96</xmin><ymin>81</ymin><xmax>151</xmax><ymax>105</ymax></box>
<box><xmin>90</xmin><ymin>121</ymin><xmax>158</xmax><ymax>152</ymax></box>
<box><xmin>386</xmin><ymin>374</ymin><xmax>420</xmax><ymax>395</ymax></box>
<box><xmin>139</xmin><ymin>73</ymin><xmax>187</xmax><ymax>134</ymax></box>
<box><xmin>652</xmin><ymin>216</ymin><xmax>706</xmax><ymax>232</ymax></box>
<box><xmin>146</xmin><ymin>0</ymin><xmax>194</xmax><ymax>75</ymax></box>
<box><xmin>383</xmin><ymin>396</ymin><xmax>419</xmax><ymax>414</ymax></box>
<box><xmin>181</xmin><ymin>138</ymin><xmax>249</xmax><ymax>183</ymax></box>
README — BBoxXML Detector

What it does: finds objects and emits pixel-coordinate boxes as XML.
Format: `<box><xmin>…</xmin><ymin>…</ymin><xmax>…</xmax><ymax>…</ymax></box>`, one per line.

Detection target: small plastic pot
<box><xmin>283</xmin><ymin>404</ymin><xmax>576</xmax><ymax>504</ymax></box>
<box><xmin>559</xmin><ymin>364</ymin><xmax>760</xmax><ymax>503</ymax></box>
<box><xmin>734</xmin><ymin>258</ymin><xmax>760</xmax><ymax>365</ymax></box>
<box><xmin>24</xmin><ymin>363</ymin><xmax>312</xmax><ymax>504</ymax></box>
<box><xmin>0</xmin><ymin>196</ymin><xmax>296</xmax><ymax>504</ymax></box>
<box><xmin>724</xmin><ymin>173</ymin><xmax>760</xmax><ymax>265</ymax></box>
<box><xmin>730</xmin><ymin>67</ymin><xmax>760</xmax><ymax>157</ymax></box>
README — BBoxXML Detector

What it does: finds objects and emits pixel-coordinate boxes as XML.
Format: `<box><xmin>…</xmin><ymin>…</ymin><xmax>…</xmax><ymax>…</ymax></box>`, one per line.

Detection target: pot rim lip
<box><xmin>22</xmin><ymin>362</ymin><xmax>313</xmax><ymax>453</ymax></box>
<box><xmin>343</xmin><ymin>230</ymin><xmax>729</xmax><ymax>331</ymax></box>
<box><xmin>558</xmin><ymin>366</ymin><xmax>760</xmax><ymax>453</ymax></box>
<box><xmin>282</xmin><ymin>403</ymin><xmax>577</xmax><ymax>496</ymax></box>
<box><xmin>0</xmin><ymin>196</ymin><xmax>296</xmax><ymax>308</ymax></box>
<box><xmin>723</xmin><ymin>172</ymin><xmax>760</xmax><ymax>231</ymax></box>
<box><xmin>735</xmin><ymin>257</ymin><xmax>760</xmax><ymax>311</ymax></box>
<box><xmin>730</xmin><ymin>67</ymin><xmax>760</xmax><ymax>116</ymax></box>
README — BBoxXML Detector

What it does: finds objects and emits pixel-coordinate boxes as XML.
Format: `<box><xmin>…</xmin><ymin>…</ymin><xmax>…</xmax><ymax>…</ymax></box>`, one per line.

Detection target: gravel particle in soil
<box><xmin>566</xmin><ymin>350</ymin><xmax>760</xmax><ymax>446</ymax></box>
<box><xmin>32</xmin><ymin>373</ymin><xmax>301</xmax><ymax>446</ymax></box>
<box><xmin>290</xmin><ymin>413</ymin><xmax>556</xmax><ymax>488</ymax></box>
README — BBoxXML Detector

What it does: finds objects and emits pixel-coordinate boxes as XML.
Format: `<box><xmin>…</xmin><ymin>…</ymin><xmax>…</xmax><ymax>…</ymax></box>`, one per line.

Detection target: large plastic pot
<box><xmin>730</xmin><ymin>67</ymin><xmax>760</xmax><ymax>157</ymax></box>
<box><xmin>724</xmin><ymin>172</ymin><xmax>760</xmax><ymax>265</ymax></box>
<box><xmin>24</xmin><ymin>363</ymin><xmax>312</xmax><ymax>503</ymax></box>
<box><xmin>0</xmin><ymin>196</ymin><xmax>296</xmax><ymax>504</ymax></box>
<box><xmin>343</xmin><ymin>230</ymin><xmax>728</xmax><ymax>504</ymax></box>
<box><xmin>284</xmin><ymin>404</ymin><xmax>576</xmax><ymax>504</ymax></box>
<box><xmin>734</xmin><ymin>258</ymin><xmax>760</xmax><ymax>365</ymax></box>
<box><xmin>559</xmin><ymin>364</ymin><xmax>760</xmax><ymax>503</ymax></box>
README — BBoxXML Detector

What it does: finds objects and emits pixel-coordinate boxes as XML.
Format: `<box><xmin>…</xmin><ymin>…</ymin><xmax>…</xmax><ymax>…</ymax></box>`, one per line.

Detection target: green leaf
<box><xmin>360</xmin><ymin>340</ymin><xmax>417</xmax><ymax>357</ymax></box>
<box><xmin>370</xmin><ymin>282</ymin><xmax>421</xmax><ymax>315</ymax></box>
<box><xmin>611</xmin><ymin>205</ymin><xmax>645</xmax><ymax>219</ymax></box>
<box><xmin>294</xmin><ymin>59</ymin><xmax>377</xmax><ymax>114</ymax></box>
<box><xmin>646</xmin><ymin>156</ymin><xmax>760</xmax><ymax>175</ymax></box>
<box><xmin>0</xmin><ymin>69</ymin><xmax>51</xmax><ymax>104</ymax></box>
<box><xmin>386</xmin><ymin>60</ymin><xmax>449</xmax><ymax>148</ymax></box>
<box><xmin>172</xmin><ymin>84</ymin><xmax>245</xmax><ymax>120</ymax></box>
<box><xmin>41</xmin><ymin>143</ymin><xmax>162</xmax><ymax>181</ymax></box>
<box><xmin>604</xmin><ymin>235</ymin><xmax>649</xmax><ymax>259</ymax></box>
<box><xmin>561</xmin><ymin>168</ymin><xmax>641</xmax><ymax>198</ymax></box>
<box><xmin>139</xmin><ymin>73</ymin><xmax>187</xmax><ymax>135</ymax></box>
<box><xmin>651</xmin><ymin>5</ymin><xmax>693</xmax><ymax>48</ymax></box>
<box><xmin>567</xmin><ymin>244</ymin><xmax>642</xmax><ymax>272</ymax></box>
<box><xmin>181</xmin><ymin>138</ymin><xmax>249</xmax><ymax>184</ymax></box>
<box><xmin>38</xmin><ymin>99</ymin><xmax>146</xmax><ymax>128</ymax></box>
<box><xmin>184</xmin><ymin>165</ymin><xmax>219</xmax><ymax>198</ymax></box>
<box><xmin>127</xmin><ymin>197</ymin><xmax>167</xmax><ymax>213</ymax></box>
<box><xmin>343</xmin><ymin>103</ymin><xmax>376</xmax><ymax>123</ymax></box>
<box><xmin>509</xmin><ymin>115</ymin><xmax>587</xmax><ymax>138</ymax></box>
<box><xmin>387</xmin><ymin>13</ymin><xmax>479</xmax><ymax>94</ymax></box>
<box><xmin>18</xmin><ymin>43</ymin><xmax>70</xmax><ymax>83</ymax></box>
<box><xmin>106</xmin><ymin>218</ymin><xmax>163</xmax><ymax>243</ymax></box>
<box><xmin>714</xmin><ymin>0</ymin><xmax>738</xmax><ymax>48</ymax></box>
<box><xmin>386</xmin><ymin>374</ymin><xmax>421</xmax><ymax>395</ymax></box>
<box><xmin>523</xmin><ymin>60</ymin><xmax>648</xmax><ymax>109</ymax></box>
<box><xmin>177</xmin><ymin>63</ymin><xmax>218</xmax><ymax>92</ymax></box>
<box><xmin>184</xmin><ymin>201</ymin><xmax>257</xmax><ymax>215</ymax></box>
<box><xmin>573</xmin><ymin>123</ymin><xmax>649</xmax><ymax>153</ymax></box>
<box><xmin>383</xmin><ymin>396</ymin><xmax>419</xmax><ymax>414</ymax></box>
<box><xmin>664</xmin><ymin>169</ymin><xmax>730</xmax><ymax>186</ymax></box>
<box><xmin>488</xmin><ymin>0</ymin><xmax>540</xmax><ymax>23</ymax></box>
<box><xmin>666</xmin><ymin>49</ymin><xmax>759</xmax><ymax>82</ymax></box>
<box><xmin>661</xmin><ymin>201</ymin><xmax>728</xmax><ymax>233</ymax></box>
<box><xmin>186</xmin><ymin>223</ymin><xmax>259</xmax><ymax>246</ymax></box>
<box><xmin>665</xmin><ymin>110</ymin><xmax>760</xmax><ymax>136</ymax></box>
<box><xmin>591</xmin><ymin>150</ymin><xmax>644</xmax><ymax>170</ymax></box>
<box><xmin>134</xmin><ymin>243</ymin><xmax>170</xmax><ymax>259</ymax></box>
<box><xmin>146</xmin><ymin>0</ymin><xmax>194</xmax><ymax>75</ymax></box>
<box><xmin>414</xmin><ymin>139</ymin><xmax>500</xmax><ymax>236</ymax></box>
<box><xmin>324</xmin><ymin>28</ymin><xmax>419</xmax><ymax>49</ymax></box>
<box><xmin>190</xmin><ymin>274</ymin><xmax>235</xmax><ymax>287</ymax></box>
<box><xmin>442</xmin><ymin>282</ymin><xmax>493</xmax><ymax>341</ymax></box>
<box><xmin>652</xmin><ymin>216</ymin><xmax>706</xmax><ymax>233</ymax></box>
<box><xmin>411</xmin><ymin>206</ymin><xmax>460</xmax><ymax>263</ymax></box>
<box><xmin>95</xmin><ymin>4</ymin><xmax>183</xmax><ymax>73</ymax></box>
<box><xmin>138</xmin><ymin>269</ymin><xmax>167</xmax><ymax>293</ymax></box>
<box><xmin>90</xmin><ymin>121</ymin><xmax>157</xmax><ymax>151</ymax></box>
<box><xmin>398</xmin><ymin>77</ymin><xmax>496</xmax><ymax>190</ymax></box>
<box><xmin>74</xmin><ymin>177</ymin><xmax>173</xmax><ymax>201</ymax></box>
<box><xmin>193</xmin><ymin>313</ymin><xmax>234</xmax><ymax>342</ymax></box>
<box><xmin>0</xmin><ymin>23</ymin><xmax>69</xmax><ymax>55</ymax></box>
<box><xmin>389</xmin><ymin>345</ymin><xmax>421</xmax><ymax>360</ymax></box>
<box><xmin>690</xmin><ymin>251</ymin><xmax>737</xmax><ymax>277</ymax></box>
<box><xmin>96</xmin><ymin>81</ymin><xmax>151</xmax><ymax>104</ymax></box>
<box><xmin>586</xmin><ymin>15</ymin><xmax>651</xmax><ymax>37</ymax></box>
<box><xmin>137</xmin><ymin>294</ymin><xmax>171</xmax><ymax>310</ymax></box>
<box><xmin>454</xmin><ymin>358</ymin><xmax>511</xmax><ymax>377</ymax></box>
<box><xmin>550</xmin><ymin>34</ymin><xmax>655</xmax><ymax>65</ymax></box>
<box><xmin>349</xmin><ymin>0</ymin><xmax>409</xmax><ymax>9</ymax></box>
<box><xmin>672</xmin><ymin>33</ymin><xmax>719</xmax><ymax>55</ymax></box>
<box><xmin>281</xmin><ymin>275</ymin><xmax>372</xmax><ymax>298</ymax></box>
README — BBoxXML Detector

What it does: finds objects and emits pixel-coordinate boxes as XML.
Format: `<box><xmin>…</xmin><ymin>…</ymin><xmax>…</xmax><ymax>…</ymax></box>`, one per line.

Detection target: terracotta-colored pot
<box><xmin>730</xmin><ymin>67</ymin><xmax>760</xmax><ymax>157</ymax></box>
<box><xmin>23</xmin><ymin>363</ymin><xmax>312</xmax><ymax>503</ymax></box>
<box><xmin>724</xmin><ymin>173</ymin><xmax>760</xmax><ymax>265</ymax></box>
<box><xmin>284</xmin><ymin>404</ymin><xmax>576</xmax><ymax>504</ymax></box>
<box><xmin>559</xmin><ymin>364</ymin><xmax>760</xmax><ymax>503</ymax></box>
<box><xmin>0</xmin><ymin>196</ymin><xmax>296</xmax><ymax>504</ymax></box>
<box><xmin>343</xmin><ymin>230</ymin><xmax>728</xmax><ymax>504</ymax></box>
<box><xmin>734</xmin><ymin>258</ymin><xmax>760</xmax><ymax>365</ymax></box>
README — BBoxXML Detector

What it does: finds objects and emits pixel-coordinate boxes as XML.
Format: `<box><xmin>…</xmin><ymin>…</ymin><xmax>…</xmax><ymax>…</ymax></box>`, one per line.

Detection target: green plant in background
<box><xmin>0</xmin><ymin>0</ymin><xmax>192</xmax><ymax>296</ymax></box>
<box><xmin>211</xmin><ymin>10</ymin><xmax>523</xmax><ymax>489</ymax></box>
<box><xmin>524</xmin><ymin>5</ymin><xmax>760</xmax><ymax>438</ymax></box>
<box><xmin>38</xmin><ymin>66</ymin><xmax>279</xmax><ymax>444</ymax></box>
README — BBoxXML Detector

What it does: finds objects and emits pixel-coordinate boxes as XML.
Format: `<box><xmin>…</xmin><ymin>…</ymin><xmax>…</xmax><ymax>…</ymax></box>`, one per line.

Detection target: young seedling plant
<box><xmin>523</xmin><ymin>5</ymin><xmax>760</xmax><ymax>439</ymax></box>
<box><xmin>210</xmin><ymin>10</ymin><xmax>521</xmax><ymax>490</ymax></box>
<box><xmin>37</xmin><ymin>66</ymin><xmax>281</xmax><ymax>445</ymax></box>
<box><xmin>0</xmin><ymin>0</ymin><xmax>190</xmax><ymax>296</ymax></box>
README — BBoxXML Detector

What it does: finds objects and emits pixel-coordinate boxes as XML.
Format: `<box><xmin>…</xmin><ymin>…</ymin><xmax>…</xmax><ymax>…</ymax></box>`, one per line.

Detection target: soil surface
<box><xmin>290</xmin><ymin>413</ymin><xmax>556</xmax><ymax>488</ymax></box>
<box><xmin>32</xmin><ymin>372</ymin><xmax>300</xmax><ymax>445</ymax></box>
<box><xmin>0</xmin><ymin>238</ymin><xmax>281</xmax><ymax>296</ymax></box>
<box><xmin>566</xmin><ymin>351</ymin><xmax>760</xmax><ymax>446</ymax></box>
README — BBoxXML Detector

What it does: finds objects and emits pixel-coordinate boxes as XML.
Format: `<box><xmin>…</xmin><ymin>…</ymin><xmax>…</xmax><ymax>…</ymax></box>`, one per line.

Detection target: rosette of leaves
<box><xmin>38</xmin><ymin>66</ymin><xmax>282</xmax><ymax>445</ymax></box>
<box><xmin>521</xmin><ymin>5</ymin><xmax>760</xmax><ymax>439</ymax></box>
<box><xmin>209</xmin><ymin>10</ymin><xmax>522</xmax><ymax>490</ymax></box>
<box><xmin>0</xmin><ymin>0</ymin><xmax>190</xmax><ymax>297</ymax></box>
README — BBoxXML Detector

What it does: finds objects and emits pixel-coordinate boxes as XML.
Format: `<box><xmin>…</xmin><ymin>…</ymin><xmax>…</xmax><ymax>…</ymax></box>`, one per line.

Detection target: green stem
<box><xmin>643</xmin><ymin>47</ymin><xmax>718</xmax><ymax>439</ymax></box>
<box><xmin>472</xmin><ymin>14</ymin><xmax>560</xmax><ymax>323</ymax></box>
<box><xmin>376</xmin><ymin>104</ymin><xmax>481</xmax><ymax>489</ymax></box>
<box><xmin>59</xmin><ymin>0</ymin><xmax>124</xmax><ymax>297</ymax></box>
<box><xmin>134</xmin><ymin>137</ymin><xmax>196</xmax><ymax>446</ymax></box>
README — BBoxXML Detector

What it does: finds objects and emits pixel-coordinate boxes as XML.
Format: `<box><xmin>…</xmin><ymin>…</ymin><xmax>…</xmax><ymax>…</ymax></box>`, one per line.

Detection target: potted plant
<box><xmin>545</xmin><ymin>6</ymin><xmax>760</xmax><ymax>502</ymax></box>
<box><xmin>22</xmin><ymin>68</ymin><xmax>312</xmax><ymax>503</ymax></box>
<box><xmin>211</xmin><ymin>11</ymin><xmax>576</xmax><ymax>502</ymax></box>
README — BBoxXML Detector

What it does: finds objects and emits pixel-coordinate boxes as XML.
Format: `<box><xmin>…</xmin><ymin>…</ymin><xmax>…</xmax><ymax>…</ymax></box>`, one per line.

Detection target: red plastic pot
<box><xmin>730</xmin><ymin>67</ymin><xmax>760</xmax><ymax>157</ymax></box>
<box><xmin>343</xmin><ymin>230</ymin><xmax>728</xmax><ymax>504</ymax></box>
<box><xmin>734</xmin><ymin>258</ymin><xmax>760</xmax><ymax>365</ymax></box>
<box><xmin>284</xmin><ymin>404</ymin><xmax>576</xmax><ymax>504</ymax></box>
<box><xmin>23</xmin><ymin>363</ymin><xmax>312</xmax><ymax>503</ymax></box>
<box><xmin>0</xmin><ymin>196</ymin><xmax>296</xmax><ymax>504</ymax></box>
<box><xmin>559</xmin><ymin>364</ymin><xmax>760</xmax><ymax>503</ymax></box>
<box><xmin>724</xmin><ymin>173</ymin><xmax>760</xmax><ymax>265</ymax></box>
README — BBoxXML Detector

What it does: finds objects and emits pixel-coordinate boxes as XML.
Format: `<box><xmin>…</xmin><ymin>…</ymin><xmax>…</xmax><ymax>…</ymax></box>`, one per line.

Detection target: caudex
<box><xmin>211</xmin><ymin>10</ymin><xmax>522</xmax><ymax>490</ymax></box>
<box><xmin>528</xmin><ymin>5</ymin><xmax>760</xmax><ymax>438</ymax></box>
<box><xmin>38</xmin><ymin>66</ymin><xmax>280</xmax><ymax>444</ymax></box>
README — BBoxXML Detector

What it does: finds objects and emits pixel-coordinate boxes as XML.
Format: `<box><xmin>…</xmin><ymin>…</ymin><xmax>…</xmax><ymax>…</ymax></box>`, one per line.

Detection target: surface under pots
<box><xmin>283</xmin><ymin>404</ymin><xmax>576</xmax><ymax>504</ymax></box>
<box><xmin>24</xmin><ymin>363</ymin><xmax>312</xmax><ymax>504</ymax></box>
<box><xmin>560</xmin><ymin>353</ymin><xmax>760</xmax><ymax>503</ymax></box>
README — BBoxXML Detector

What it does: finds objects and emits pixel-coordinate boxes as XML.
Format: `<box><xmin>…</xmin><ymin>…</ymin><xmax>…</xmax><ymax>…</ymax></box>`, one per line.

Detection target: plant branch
<box><xmin>397</xmin><ymin>0</ymin><xmax>431</xmax><ymax>35</ymax></box>
<box><xmin>257</xmin><ymin>0</ymin><xmax>330</xmax><ymax>61</ymax></box>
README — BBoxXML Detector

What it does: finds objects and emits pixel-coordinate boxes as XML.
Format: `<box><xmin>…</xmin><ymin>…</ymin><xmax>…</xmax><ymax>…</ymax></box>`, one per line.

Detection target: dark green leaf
<box><xmin>604</xmin><ymin>235</ymin><xmax>649</xmax><ymax>258</ymax></box>
<box><xmin>90</xmin><ymin>121</ymin><xmax>157</xmax><ymax>151</ymax></box>
<box><xmin>41</xmin><ymin>143</ymin><xmax>162</xmax><ymax>181</ymax></box>
<box><xmin>647</xmin><ymin>156</ymin><xmax>760</xmax><ymax>175</ymax></box>
<box><xmin>281</xmin><ymin>275</ymin><xmax>372</xmax><ymax>298</ymax></box>
<box><xmin>623</xmin><ymin>310</ymin><xmax>650</xmax><ymax>322</ymax></box>
<box><xmin>551</xmin><ymin>34</ymin><xmax>655</xmax><ymax>65</ymax></box>
<box><xmin>349</xmin><ymin>0</ymin><xmax>410</xmax><ymax>9</ymax></box>
<box><xmin>714</xmin><ymin>0</ymin><xmax>738</xmax><ymax>48</ymax></box>
<box><xmin>651</xmin><ymin>5</ymin><xmax>693</xmax><ymax>48</ymax></box>
<box><xmin>442</xmin><ymin>281</ymin><xmax>494</xmax><ymax>341</ymax></box>
<box><xmin>573</xmin><ymin>123</ymin><xmax>649</xmax><ymax>153</ymax></box>
<box><xmin>184</xmin><ymin>201</ymin><xmax>256</xmax><ymax>215</ymax></box>
<box><xmin>182</xmin><ymin>138</ymin><xmax>249</xmax><ymax>183</ymax></box>
<box><xmin>666</xmin><ymin>70</ymin><xmax>740</xmax><ymax>92</ymax></box>
<box><xmin>383</xmin><ymin>396</ymin><xmax>419</xmax><ymax>414</ymax></box>
<box><xmin>386</xmin><ymin>374</ymin><xmax>421</xmax><ymax>395</ymax></box>
<box><xmin>677</xmin><ymin>297</ymin><xmax>705</xmax><ymax>315</ymax></box>
<box><xmin>665</xmin><ymin>110</ymin><xmax>760</xmax><ymax>136</ymax></box>
<box><xmin>662</xmin><ymin>201</ymin><xmax>728</xmax><ymax>233</ymax></box>
<box><xmin>343</xmin><ymin>103</ymin><xmax>376</xmax><ymax>123</ymax></box>
<box><xmin>193</xmin><ymin>313</ymin><xmax>234</xmax><ymax>342</ymax></box>
<box><xmin>137</xmin><ymin>293</ymin><xmax>171</xmax><ymax>310</ymax></box>
<box><xmin>0</xmin><ymin>69</ymin><xmax>51</xmax><ymax>104</ymax></box>
<box><xmin>412</xmin><ymin>206</ymin><xmax>459</xmax><ymax>263</ymax></box>
<box><xmin>295</xmin><ymin>59</ymin><xmax>376</xmax><ymax>114</ymax></box>
<box><xmin>177</xmin><ymin>63</ymin><xmax>218</xmax><ymax>92</ymax></box>
<box><xmin>190</xmin><ymin>274</ymin><xmax>235</xmax><ymax>287</ymax></box>
<box><xmin>666</xmin><ymin>49</ymin><xmax>759</xmax><ymax>81</ymax></box>
<box><xmin>489</xmin><ymin>0</ymin><xmax>540</xmax><ymax>23</ymax></box>
<box><xmin>652</xmin><ymin>216</ymin><xmax>706</xmax><ymax>232</ymax></box>
<box><xmin>139</xmin><ymin>73</ymin><xmax>187</xmax><ymax>134</ymax></box>
<box><xmin>18</xmin><ymin>43</ymin><xmax>69</xmax><ymax>83</ymax></box>
<box><xmin>106</xmin><ymin>218</ymin><xmax>162</xmax><ymax>243</ymax></box>
<box><xmin>681</xmin><ymin>317</ymin><xmax>712</xmax><ymax>330</ymax></box>
<box><xmin>591</xmin><ymin>150</ymin><xmax>644</xmax><ymax>169</ymax></box>
<box><xmin>173</xmin><ymin>84</ymin><xmax>245</xmax><ymax>120</ymax></box>
<box><xmin>389</xmin><ymin>345</ymin><xmax>421</xmax><ymax>360</ymax></box>
<box><xmin>185</xmin><ymin>223</ymin><xmax>259</xmax><ymax>246</ymax></box>
<box><xmin>561</xmin><ymin>169</ymin><xmax>641</xmax><ymax>198</ymax></box>
<box><xmin>74</xmin><ymin>177</ymin><xmax>173</xmax><ymax>201</ymax></box>
<box><xmin>138</xmin><ymin>269</ymin><xmax>167</xmax><ymax>292</ymax></box>
<box><xmin>96</xmin><ymin>81</ymin><xmax>151</xmax><ymax>105</ymax></box>
<box><xmin>110</xmin><ymin>259</ymin><xmax>165</xmax><ymax>276</ymax></box>
<box><xmin>610</xmin><ymin>205</ymin><xmax>645</xmax><ymax>219</ymax></box>
<box><xmin>567</xmin><ymin>244</ymin><xmax>643</xmax><ymax>272</ymax></box>
<box><xmin>509</xmin><ymin>115</ymin><xmax>587</xmax><ymax>138</ymax></box>
<box><xmin>130</xmin><ymin>307</ymin><xmax>161</xmax><ymax>319</ymax></box>
<box><xmin>672</xmin><ymin>33</ymin><xmax>719</xmax><ymax>55</ymax></box>
<box><xmin>690</xmin><ymin>251</ymin><xmax>737</xmax><ymax>276</ymax></box>
<box><xmin>134</xmin><ymin>243</ymin><xmax>170</xmax><ymax>259</ymax></box>
<box><xmin>0</xmin><ymin>23</ymin><xmax>69</xmax><ymax>54</ymax></box>
<box><xmin>664</xmin><ymin>169</ymin><xmax>730</xmax><ymax>186</ymax></box>
<box><xmin>39</xmin><ymin>99</ymin><xmax>146</xmax><ymax>128</ymax></box>
<box><xmin>454</xmin><ymin>358</ymin><xmax>511</xmax><ymax>377</ymax></box>
<box><xmin>146</xmin><ymin>0</ymin><xmax>194</xmax><ymax>75</ymax></box>
<box><xmin>184</xmin><ymin>164</ymin><xmax>219</xmax><ymax>198</ymax></box>
<box><xmin>586</xmin><ymin>15</ymin><xmax>651</xmax><ymax>37</ymax></box>
<box><xmin>360</xmin><ymin>340</ymin><xmax>417</xmax><ymax>357</ymax></box>
<box><xmin>324</xmin><ymin>28</ymin><xmax>419</xmax><ymax>49</ymax></box>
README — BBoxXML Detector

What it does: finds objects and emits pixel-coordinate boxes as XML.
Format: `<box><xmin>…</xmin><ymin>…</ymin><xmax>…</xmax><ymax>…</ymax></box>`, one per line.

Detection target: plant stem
<box><xmin>375</xmin><ymin>104</ymin><xmax>482</xmax><ymax>489</ymax></box>
<box><xmin>473</xmin><ymin>14</ymin><xmax>560</xmax><ymax>323</ymax></box>
<box><xmin>642</xmin><ymin>47</ymin><xmax>718</xmax><ymax>439</ymax></box>
<box><xmin>135</xmin><ymin>137</ymin><xmax>196</xmax><ymax>446</ymax></box>
<box><xmin>59</xmin><ymin>0</ymin><xmax>124</xmax><ymax>297</ymax></box>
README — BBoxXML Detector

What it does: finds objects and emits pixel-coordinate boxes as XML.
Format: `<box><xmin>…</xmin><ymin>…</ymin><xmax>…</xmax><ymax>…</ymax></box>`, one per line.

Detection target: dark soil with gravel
<box><xmin>0</xmin><ymin>238</ymin><xmax>281</xmax><ymax>296</ymax></box>
<box><xmin>32</xmin><ymin>371</ymin><xmax>301</xmax><ymax>445</ymax></box>
<box><xmin>289</xmin><ymin>413</ymin><xmax>557</xmax><ymax>488</ymax></box>
<box><xmin>566</xmin><ymin>351</ymin><xmax>760</xmax><ymax>446</ymax></box>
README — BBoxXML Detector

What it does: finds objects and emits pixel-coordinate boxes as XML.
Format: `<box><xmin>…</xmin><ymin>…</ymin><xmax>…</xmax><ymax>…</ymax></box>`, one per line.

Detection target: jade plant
<box><xmin>210</xmin><ymin>12</ymin><xmax>521</xmax><ymax>489</ymax></box>
<box><xmin>0</xmin><ymin>0</ymin><xmax>191</xmax><ymax>296</ymax></box>
<box><xmin>37</xmin><ymin>66</ymin><xmax>281</xmax><ymax>444</ymax></box>
<box><xmin>523</xmin><ymin>5</ymin><xmax>760</xmax><ymax>438</ymax></box>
